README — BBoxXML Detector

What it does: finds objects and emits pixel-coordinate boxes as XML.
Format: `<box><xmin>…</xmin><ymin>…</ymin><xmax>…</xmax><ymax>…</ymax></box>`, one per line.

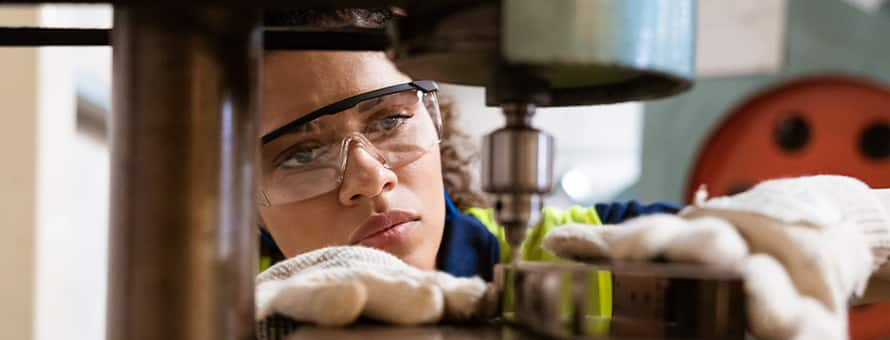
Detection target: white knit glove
<box><xmin>543</xmin><ymin>175</ymin><xmax>890</xmax><ymax>340</ymax></box>
<box><xmin>255</xmin><ymin>246</ymin><xmax>496</xmax><ymax>327</ymax></box>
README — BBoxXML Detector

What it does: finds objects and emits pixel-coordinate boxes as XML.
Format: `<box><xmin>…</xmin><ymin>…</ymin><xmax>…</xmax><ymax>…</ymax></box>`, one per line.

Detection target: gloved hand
<box><xmin>542</xmin><ymin>175</ymin><xmax>890</xmax><ymax>340</ymax></box>
<box><xmin>255</xmin><ymin>246</ymin><xmax>497</xmax><ymax>327</ymax></box>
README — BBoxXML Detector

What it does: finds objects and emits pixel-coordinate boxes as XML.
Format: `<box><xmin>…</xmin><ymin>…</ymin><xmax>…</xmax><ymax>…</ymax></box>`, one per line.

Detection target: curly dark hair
<box><xmin>264</xmin><ymin>8</ymin><xmax>395</xmax><ymax>28</ymax></box>
<box><xmin>435</xmin><ymin>97</ymin><xmax>489</xmax><ymax>210</ymax></box>
<box><xmin>263</xmin><ymin>8</ymin><xmax>489</xmax><ymax>210</ymax></box>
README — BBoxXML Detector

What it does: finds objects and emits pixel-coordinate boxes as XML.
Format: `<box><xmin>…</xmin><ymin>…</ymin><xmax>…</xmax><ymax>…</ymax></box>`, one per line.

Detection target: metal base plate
<box><xmin>495</xmin><ymin>261</ymin><xmax>748</xmax><ymax>339</ymax></box>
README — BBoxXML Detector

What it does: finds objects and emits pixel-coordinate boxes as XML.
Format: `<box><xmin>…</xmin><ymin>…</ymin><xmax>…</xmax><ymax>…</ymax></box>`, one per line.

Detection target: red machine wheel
<box><xmin>686</xmin><ymin>75</ymin><xmax>890</xmax><ymax>339</ymax></box>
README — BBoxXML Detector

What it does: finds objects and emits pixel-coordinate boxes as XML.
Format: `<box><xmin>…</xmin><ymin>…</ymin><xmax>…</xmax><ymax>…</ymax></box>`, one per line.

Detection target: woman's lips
<box><xmin>356</xmin><ymin>220</ymin><xmax>419</xmax><ymax>249</ymax></box>
<box><xmin>350</xmin><ymin>210</ymin><xmax>420</xmax><ymax>249</ymax></box>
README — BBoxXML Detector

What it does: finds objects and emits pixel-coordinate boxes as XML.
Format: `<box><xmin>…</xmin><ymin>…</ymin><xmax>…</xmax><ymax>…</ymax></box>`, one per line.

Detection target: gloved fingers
<box><xmin>543</xmin><ymin>214</ymin><xmax>735</xmax><ymax>263</ymax></box>
<box><xmin>430</xmin><ymin>273</ymin><xmax>497</xmax><ymax>321</ymax></box>
<box><xmin>255</xmin><ymin>276</ymin><xmax>367</xmax><ymax>326</ymax></box>
<box><xmin>820</xmin><ymin>224</ymin><xmax>874</xmax><ymax>303</ymax></box>
<box><xmin>357</xmin><ymin>271</ymin><xmax>445</xmax><ymax>325</ymax></box>
<box><xmin>608</xmin><ymin>214</ymin><xmax>696</xmax><ymax>260</ymax></box>
<box><xmin>736</xmin><ymin>221</ymin><xmax>863</xmax><ymax>313</ymax></box>
<box><xmin>742</xmin><ymin>254</ymin><xmax>828</xmax><ymax>340</ymax></box>
<box><xmin>785</xmin><ymin>225</ymin><xmax>873</xmax><ymax>311</ymax></box>
<box><xmin>255</xmin><ymin>279</ymin><xmax>283</xmax><ymax>320</ymax></box>
<box><xmin>745</xmin><ymin>257</ymin><xmax>845</xmax><ymax>340</ymax></box>
<box><xmin>660</xmin><ymin>216</ymin><xmax>749</xmax><ymax>267</ymax></box>
<box><xmin>541</xmin><ymin>223</ymin><xmax>615</xmax><ymax>260</ymax></box>
<box><xmin>790</xmin><ymin>297</ymin><xmax>846</xmax><ymax>340</ymax></box>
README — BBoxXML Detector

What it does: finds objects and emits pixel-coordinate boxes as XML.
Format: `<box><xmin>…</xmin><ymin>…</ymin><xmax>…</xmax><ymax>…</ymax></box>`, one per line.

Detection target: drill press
<box><xmin>394</xmin><ymin>0</ymin><xmax>695</xmax><ymax>260</ymax></box>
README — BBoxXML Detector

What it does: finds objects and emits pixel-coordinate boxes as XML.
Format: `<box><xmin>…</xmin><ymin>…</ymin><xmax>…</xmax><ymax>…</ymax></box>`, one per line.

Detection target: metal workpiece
<box><xmin>495</xmin><ymin>262</ymin><xmax>747</xmax><ymax>339</ymax></box>
<box><xmin>394</xmin><ymin>0</ymin><xmax>697</xmax><ymax>106</ymax></box>
<box><xmin>108</xmin><ymin>6</ymin><xmax>260</xmax><ymax>340</ymax></box>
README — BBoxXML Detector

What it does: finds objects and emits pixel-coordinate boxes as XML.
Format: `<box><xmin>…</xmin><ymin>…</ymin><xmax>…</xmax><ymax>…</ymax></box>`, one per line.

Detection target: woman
<box><xmin>255</xmin><ymin>8</ymin><xmax>890</xmax><ymax>340</ymax></box>
<box><xmin>256</xmin><ymin>8</ymin><xmax>679</xmax><ymax>280</ymax></box>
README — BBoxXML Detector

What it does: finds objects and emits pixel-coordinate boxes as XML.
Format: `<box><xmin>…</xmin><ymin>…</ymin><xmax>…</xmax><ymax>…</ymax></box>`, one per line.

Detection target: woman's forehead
<box><xmin>260</xmin><ymin>51</ymin><xmax>411</xmax><ymax>136</ymax></box>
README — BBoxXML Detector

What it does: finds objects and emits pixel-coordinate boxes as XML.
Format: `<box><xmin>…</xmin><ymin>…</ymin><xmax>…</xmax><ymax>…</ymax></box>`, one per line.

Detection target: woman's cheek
<box><xmin>261</xmin><ymin>193</ymin><xmax>353</xmax><ymax>257</ymax></box>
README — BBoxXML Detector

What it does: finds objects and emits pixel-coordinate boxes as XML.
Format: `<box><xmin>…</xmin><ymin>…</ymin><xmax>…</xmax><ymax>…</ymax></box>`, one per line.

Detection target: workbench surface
<box><xmin>267</xmin><ymin>322</ymin><xmax>741</xmax><ymax>340</ymax></box>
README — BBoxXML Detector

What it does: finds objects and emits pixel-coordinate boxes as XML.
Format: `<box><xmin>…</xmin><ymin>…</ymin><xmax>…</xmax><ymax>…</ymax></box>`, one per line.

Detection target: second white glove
<box><xmin>543</xmin><ymin>175</ymin><xmax>890</xmax><ymax>340</ymax></box>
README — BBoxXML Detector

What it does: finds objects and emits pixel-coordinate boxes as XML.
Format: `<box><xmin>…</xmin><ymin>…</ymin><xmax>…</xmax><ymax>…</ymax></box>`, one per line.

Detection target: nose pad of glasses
<box><xmin>336</xmin><ymin>133</ymin><xmax>391</xmax><ymax>184</ymax></box>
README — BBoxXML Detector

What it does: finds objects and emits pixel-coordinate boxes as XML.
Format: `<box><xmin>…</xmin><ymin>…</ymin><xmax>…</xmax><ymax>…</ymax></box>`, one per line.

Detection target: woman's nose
<box><xmin>337</xmin><ymin>143</ymin><xmax>398</xmax><ymax>205</ymax></box>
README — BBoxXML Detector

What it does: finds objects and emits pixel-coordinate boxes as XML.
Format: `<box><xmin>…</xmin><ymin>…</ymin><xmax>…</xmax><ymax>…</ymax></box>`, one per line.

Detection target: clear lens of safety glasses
<box><xmin>259</xmin><ymin>82</ymin><xmax>442</xmax><ymax>206</ymax></box>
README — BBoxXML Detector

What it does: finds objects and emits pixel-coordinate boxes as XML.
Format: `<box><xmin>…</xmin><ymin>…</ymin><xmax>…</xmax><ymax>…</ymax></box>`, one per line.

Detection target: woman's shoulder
<box><xmin>464</xmin><ymin>200</ymin><xmax>684</xmax><ymax>232</ymax></box>
<box><xmin>461</xmin><ymin>201</ymin><xmax>684</xmax><ymax>262</ymax></box>
<box><xmin>592</xmin><ymin>200</ymin><xmax>684</xmax><ymax>224</ymax></box>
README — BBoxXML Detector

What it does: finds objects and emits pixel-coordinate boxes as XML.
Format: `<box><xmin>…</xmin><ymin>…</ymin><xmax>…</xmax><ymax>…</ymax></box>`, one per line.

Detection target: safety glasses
<box><xmin>259</xmin><ymin>81</ymin><xmax>441</xmax><ymax>206</ymax></box>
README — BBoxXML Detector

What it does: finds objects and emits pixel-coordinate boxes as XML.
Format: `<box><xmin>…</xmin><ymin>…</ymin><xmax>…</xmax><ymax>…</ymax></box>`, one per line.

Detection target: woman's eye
<box><xmin>280</xmin><ymin>145</ymin><xmax>322</xmax><ymax>169</ymax></box>
<box><xmin>369</xmin><ymin>114</ymin><xmax>411</xmax><ymax>133</ymax></box>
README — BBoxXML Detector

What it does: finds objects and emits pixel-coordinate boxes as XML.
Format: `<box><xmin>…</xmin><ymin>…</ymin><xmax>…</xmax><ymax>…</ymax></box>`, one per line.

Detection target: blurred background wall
<box><xmin>635</xmin><ymin>0</ymin><xmax>890</xmax><ymax>202</ymax></box>
<box><xmin>0</xmin><ymin>5</ymin><xmax>109</xmax><ymax>340</ymax></box>
<box><xmin>0</xmin><ymin>7</ymin><xmax>39</xmax><ymax>340</ymax></box>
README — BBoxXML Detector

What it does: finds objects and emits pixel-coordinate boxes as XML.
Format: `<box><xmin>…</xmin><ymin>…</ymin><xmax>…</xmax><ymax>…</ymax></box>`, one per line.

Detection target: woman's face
<box><xmin>258</xmin><ymin>51</ymin><xmax>445</xmax><ymax>269</ymax></box>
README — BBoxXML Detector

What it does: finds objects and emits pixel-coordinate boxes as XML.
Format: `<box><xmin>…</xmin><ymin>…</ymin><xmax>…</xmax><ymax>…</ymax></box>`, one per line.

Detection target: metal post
<box><xmin>108</xmin><ymin>6</ymin><xmax>260</xmax><ymax>340</ymax></box>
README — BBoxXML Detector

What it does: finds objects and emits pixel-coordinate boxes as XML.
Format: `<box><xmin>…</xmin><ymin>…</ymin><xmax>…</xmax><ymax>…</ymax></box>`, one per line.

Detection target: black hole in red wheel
<box><xmin>774</xmin><ymin>114</ymin><xmax>810</xmax><ymax>153</ymax></box>
<box><xmin>860</xmin><ymin>121</ymin><xmax>890</xmax><ymax>160</ymax></box>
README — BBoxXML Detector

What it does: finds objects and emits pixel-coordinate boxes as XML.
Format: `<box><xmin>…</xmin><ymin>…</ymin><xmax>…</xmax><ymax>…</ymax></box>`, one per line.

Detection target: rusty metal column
<box><xmin>108</xmin><ymin>6</ymin><xmax>260</xmax><ymax>340</ymax></box>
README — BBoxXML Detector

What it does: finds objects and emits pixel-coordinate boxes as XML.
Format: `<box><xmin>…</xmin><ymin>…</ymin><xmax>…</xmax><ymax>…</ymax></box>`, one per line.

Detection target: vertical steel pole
<box><xmin>108</xmin><ymin>6</ymin><xmax>260</xmax><ymax>340</ymax></box>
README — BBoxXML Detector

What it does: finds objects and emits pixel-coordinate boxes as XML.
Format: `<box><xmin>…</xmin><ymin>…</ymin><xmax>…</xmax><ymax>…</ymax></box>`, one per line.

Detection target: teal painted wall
<box><xmin>633</xmin><ymin>0</ymin><xmax>890</xmax><ymax>203</ymax></box>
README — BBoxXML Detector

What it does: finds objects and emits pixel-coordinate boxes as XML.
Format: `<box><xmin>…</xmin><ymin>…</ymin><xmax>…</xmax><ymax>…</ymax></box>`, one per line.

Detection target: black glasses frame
<box><xmin>261</xmin><ymin>80</ymin><xmax>439</xmax><ymax>145</ymax></box>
